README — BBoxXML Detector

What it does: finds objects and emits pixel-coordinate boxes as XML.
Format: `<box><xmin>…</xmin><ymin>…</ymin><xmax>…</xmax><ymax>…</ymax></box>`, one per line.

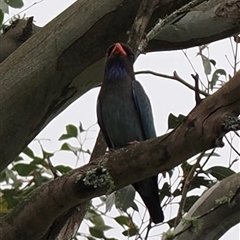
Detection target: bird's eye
<box><xmin>128</xmin><ymin>54</ymin><xmax>135</xmax><ymax>62</ymax></box>
<box><xmin>107</xmin><ymin>47</ymin><xmax>113</xmax><ymax>56</ymax></box>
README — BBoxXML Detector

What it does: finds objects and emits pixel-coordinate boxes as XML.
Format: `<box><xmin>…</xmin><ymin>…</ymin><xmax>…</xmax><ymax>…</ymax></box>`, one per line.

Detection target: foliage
<box><xmin>0</xmin><ymin>0</ymin><xmax>24</xmax><ymax>25</ymax></box>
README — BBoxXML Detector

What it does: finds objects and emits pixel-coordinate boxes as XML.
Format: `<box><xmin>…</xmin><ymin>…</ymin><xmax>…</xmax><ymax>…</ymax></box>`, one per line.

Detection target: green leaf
<box><xmin>203</xmin><ymin>152</ymin><xmax>220</xmax><ymax>157</ymax></box>
<box><xmin>89</xmin><ymin>227</ymin><xmax>105</xmax><ymax>238</ymax></box>
<box><xmin>79</xmin><ymin>122</ymin><xmax>85</xmax><ymax>132</ymax></box>
<box><xmin>4</xmin><ymin>0</ymin><xmax>24</xmax><ymax>8</ymax></box>
<box><xmin>31</xmin><ymin>157</ymin><xmax>45</xmax><ymax>165</ymax></box>
<box><xmin>2</xmin><ymin>189</ymin><xmax>19</xmax><ymax>208</ymax></box>
<box><xmin>42</xmin><ymin>150</ymin><xmax>54</xmax><ymax>159</ymax></box>
<box><xmin>66</xmin><ymin>124</ymin><xmax>78</xmax><ymax>137</ymax></box>
<box><xmin>210</xmin><ymin>69</ymin><xmax>227</xmax><ymax>90</ymax></box>
<box><xmin>58</xmin><ymin>134</ymin><xmax>71</xmax><ymax>140</ymax></box>
<box><xmin>206</xmin><ymin>166</ymin><xmax>235</xmax><ymax>180</ymax></box>
<box><xmin>14</xmin><ymin>156</ymin><xmax>24</xmax><ymax>162</ymax></box>
<box><xmin>167</xmin><ymin>217</ymin><xmax>176</xmax><ymax>228</ymax></box>
<box><xmin>33</xmin><ymin>171</ymin><xmax>43</xmax><ymax>186</ymax></box>
<box><xmin>209</xmin><ymin>59</ymin><xmax>216</xmax><ymax>66</ymax></box>
<box><xmin>55</xmin><ymin>165</ymin><xmax>72</xmax><ymax>174</ymax></box>
<box><xmin>184</xmin><ymin>195</ymin><xmax>199</xmax><ymax>212</ymax></box>
<box><xmin>5</xmin><ymin>169</ymin><xmax>21</xmax><ymax>188</ymax></box>
<box><xmin>92</xmin><ymin>215</ymin><xmax>104</xmax><ymax>226</ymax></box>
<box><xmin>23</xmin><ymin>146</ymin><xmax>35</xmax><ymax>159</ymax></box>
<box><xmin>13</xmin><ymin>163</ymin><xmax>37</xmax><ymax>176</ymax></box>
<box><xmin>59</xmin><ymin>124</ymin><xmax>78</xmax><ymax>140</ymax></box>
<box><xmin>190</xmin><ymin>176</ymin><xmax>212</xmax><ymax>190</ymax></box>
<box><xmin>114</xmin><ymin>216</ymin><xmax>131</xmax><ymax>227</ymax></box>
<box><xmin>0</xmin><ymin>171</ymin><xmax>7</xmax><ymax>182</ymax></box>
<box><xmin>172</xmin><ymin>189</ymin><xmax>181</xmax><ymax>197</ymax></box>
<box><xmin>168</xmin><ymin>113</ymin><xmax>185</xmax><ymax>129</ymax></box>
<box><xmin>85</xmin><ymin>209</ymin><xmax>97</xmax><ymax>221</ymax></box>
<box><xmin>115</xmin><ymin>185</ymin><xmax>135</xmax><ymax>212</ymax></box>
<box><xmin>60</xmin><ymin>143</ymin><xmax>79</xmax><ymax>154</ymax></box>
<box><xmin>131</xmin><ymin>202</ymin><xmax>139</xmax><ymax>211</ymax></box>
<box><xmin>0</xmin><ymin>14</ymin><xmax>3</xmax><ymax>26</ymax></box>
<box><xmin>93</xmin><ymin>225</ymin><xmax>112</xmax><ymax>231</ymax></box>
<box><xmin>0</xmin><ymin>2</ymin><xmax>8</xmax><ymax>14</ymax></box>
<box><xmin>0</xmin><ymin>197</ymin><xmax>9</xmax><ymax>216</ymax></box>
<box><xmin>201</xmin><ymin>54</ymin><xmax>211</xmax><ymax>75</ymax></box>
<box><xmin>159</xmin><ymin>182</ymin><xmax>171</xmax><ymax>202</ymax></box>
<box><xmin>122</xmin><ymin>227</ymin><xmax>138</xmax><ymax>237</ymax></box>
<box><xmin>105</xmin><ymin>193</ymin><xmax>115</xmax><ymax>212</ymax></box>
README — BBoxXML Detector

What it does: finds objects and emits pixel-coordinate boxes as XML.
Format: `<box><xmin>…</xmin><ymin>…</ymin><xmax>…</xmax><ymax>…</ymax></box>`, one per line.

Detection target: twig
<box><xmin>191</xmin><ymin>73</ymin><xmax>202</xmax><ymax>105</ymax></box>
<box><xmin>224</xmin><ymin>136</ymin><xmax>240</xmax><ymax>157</ymax></box>
<box><xmin>144</xmin><ymin>219</ymin><xmax>153</xmax><ymax>240</ymax></box>
<box><xmin>127</xmin><ymin>0</ymin><xmax>160</xmax><ymax>54</ymax></box>
<box><xmin>46</xmin><ymin>156</ymin><xmax>59</xmax><ymax>179</ymax></box>
<box><xmin>135</xmin><ymin>70</ymin><xmax>209</xmax><ymax>97</ymax></box>
<box><xmin>174</xmin><ymin>151</ymin><xmax>205</xmax><ymax>227</ymax></box>
<box><xmin>138</xmin><ymin>0</ymin><xmax>206</xmax><ymax>52</ymax></box>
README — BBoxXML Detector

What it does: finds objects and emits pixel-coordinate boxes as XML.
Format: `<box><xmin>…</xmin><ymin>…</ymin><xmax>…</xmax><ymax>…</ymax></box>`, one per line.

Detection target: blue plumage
<box><xmin>97</xmin><ymin>43</ymin><xmax>164</xmax><ymax>223</ymax></box>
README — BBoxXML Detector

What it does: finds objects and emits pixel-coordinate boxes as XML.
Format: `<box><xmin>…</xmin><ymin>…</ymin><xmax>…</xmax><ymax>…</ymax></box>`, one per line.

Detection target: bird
<box><xmin>97</xmin><ymin>42</ymin><xmax>164</xmax><ymax>223</ymax></box>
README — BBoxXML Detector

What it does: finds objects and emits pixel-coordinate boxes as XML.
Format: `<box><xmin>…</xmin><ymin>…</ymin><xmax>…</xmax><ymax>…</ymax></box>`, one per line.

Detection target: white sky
<box><xmin>7</xmin><ymin>0</ymin><xmax>240</xmax><ymax>239</ymax></box>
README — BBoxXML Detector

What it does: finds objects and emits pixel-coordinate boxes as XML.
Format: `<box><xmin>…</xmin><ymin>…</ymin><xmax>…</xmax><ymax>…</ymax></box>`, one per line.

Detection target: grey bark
<box><xmin>168</xmin><ymin>173</ymin><xmax>240</xmax><ymax>240</ymax></box>
<box><xmin>0</xmin><ymin>0</ymin><xmax>239</xmax><ymax>172</ymax></box>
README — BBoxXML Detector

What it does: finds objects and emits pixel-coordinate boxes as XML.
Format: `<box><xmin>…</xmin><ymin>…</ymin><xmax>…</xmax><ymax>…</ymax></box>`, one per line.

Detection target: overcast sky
<box><xmin>7</xmin><ymin>0</ymin><xmax>239</xmax><ymax>239</ymax></box>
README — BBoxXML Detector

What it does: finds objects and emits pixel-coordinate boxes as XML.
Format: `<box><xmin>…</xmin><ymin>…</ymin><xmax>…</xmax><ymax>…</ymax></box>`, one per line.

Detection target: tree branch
<box><xmin>1</xmin><ymin>70</ymin><xmax>239</xmax><ymax>240</ymax></box>
<box><xmin>139</xmin><ymin>0</ymin><xmax>207</xmax><ymax>51</ymax></box>
<box><xmin>169</xmin><ymin>172</ymin><xmax>240</xmax><ymax>240</ymax></box>
<box><xmin>135</xmin><ymin>70</ymin><xmax>209</xmax><ymax>97</ymax></box>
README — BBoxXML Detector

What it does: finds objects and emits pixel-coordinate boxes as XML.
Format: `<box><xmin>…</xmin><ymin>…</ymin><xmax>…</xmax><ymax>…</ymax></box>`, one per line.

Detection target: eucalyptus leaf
<box><xmin>4</xmin><ymin>0</ymin><xmax>24</xmax><ymax>8</ymax></box>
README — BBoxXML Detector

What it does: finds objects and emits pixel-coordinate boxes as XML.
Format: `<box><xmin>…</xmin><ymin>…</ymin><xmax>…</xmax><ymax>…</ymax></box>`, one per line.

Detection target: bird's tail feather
<box><xmin>133</xmin><ymin>176</ymin><xmax>164</xmax><ymax>224</ymax></box>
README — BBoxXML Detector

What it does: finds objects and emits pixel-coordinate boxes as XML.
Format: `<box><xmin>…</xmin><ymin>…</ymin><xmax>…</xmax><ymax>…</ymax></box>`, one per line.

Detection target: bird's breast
<box><xmin>100</xmin><ymin>82</ymin><xmax>143</xmax><ymax>149</ymax></box>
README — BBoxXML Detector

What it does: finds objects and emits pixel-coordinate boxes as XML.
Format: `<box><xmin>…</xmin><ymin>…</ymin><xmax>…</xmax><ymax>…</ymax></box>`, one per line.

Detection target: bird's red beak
<box><xmin>111</xmin><ymin>43</ymin><xmax>127</xmax><ymax>56</ymax></box>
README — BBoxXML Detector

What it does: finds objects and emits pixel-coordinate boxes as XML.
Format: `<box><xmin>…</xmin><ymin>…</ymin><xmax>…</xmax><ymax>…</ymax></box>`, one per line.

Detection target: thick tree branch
<box><xmin>169</xmin><ymin>172</ymin><xmax>240</xmax><ymax>240</ymax></box>
<box><xmin>0</xmin><ymin>0</ymin><xmax>239</xmax><ymax>172</ymax></box>
<box><xmin>1</xmin><ymin>70</ymin><xmax>239</xmax><ymax>240</ymax></box>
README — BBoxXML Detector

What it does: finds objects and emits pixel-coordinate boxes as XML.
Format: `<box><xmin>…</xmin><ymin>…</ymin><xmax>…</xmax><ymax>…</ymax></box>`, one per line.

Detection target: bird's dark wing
<box><xmin>132</xmin><ymin>79</ymin><xmax>164</xmax><ymax>223</ymax></box>
<box><xmin>97</xmin><ymin>99</ymin><xmax>114</xmax><ymax>149</ymax></box>
<box><xmin>132</xmin><ymin>80</ymin><xmax>156</xmax><ymax>140</ymax></box>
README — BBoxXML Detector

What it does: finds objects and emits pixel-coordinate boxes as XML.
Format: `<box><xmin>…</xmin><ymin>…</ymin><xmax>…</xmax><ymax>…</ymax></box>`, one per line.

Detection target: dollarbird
<box><xmin>97</xmin><ymin>42</ymin><xmax>164</xmax><ymax>223</ymax></box>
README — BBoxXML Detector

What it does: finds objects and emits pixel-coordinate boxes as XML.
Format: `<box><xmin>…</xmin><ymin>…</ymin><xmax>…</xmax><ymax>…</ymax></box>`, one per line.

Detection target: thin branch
<box><xmin>135</xmin><ymin>70</ymin><xmax>209</xmax><ymax>97</ymax></box>
<box><xmin>127</xmin><ymin>0</ymin><xmax>160</xmax><ymax>54</ymax></box>
<box><xmin>138</xmin><ymin>0</ymin><xmax>207</xmax><ymax>52</ymax></box>
<box><xmin>144</xmin><ymin>219</ymin><xmax>153</xmax><ymax>240</ymax></box>
<box><xmin>174</xmin><ymin>151</ymin><xmax>205</xmax><ymax>227</ymax></box>
<box><xmin>224</xmin><ymin>135</ymin><xmax>240</xmax><ymax>157</ymax></box>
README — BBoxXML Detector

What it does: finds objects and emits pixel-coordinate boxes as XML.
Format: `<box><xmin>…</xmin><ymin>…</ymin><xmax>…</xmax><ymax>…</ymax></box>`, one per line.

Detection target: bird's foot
<box><xmin>127</xmin><ymin>140</ymin><xmax>140</xmax><ymax>146</ymax></box>
<box><xmin>106</xmin><ymin>148</ymin><xmax>115</xmax><ymax>154</ymax></box>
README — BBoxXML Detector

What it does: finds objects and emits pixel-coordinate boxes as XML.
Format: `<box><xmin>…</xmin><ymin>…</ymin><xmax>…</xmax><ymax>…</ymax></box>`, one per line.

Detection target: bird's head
<box><xmin>104</xmin><ymin>43</ymin><xmax>135</xmax><ymax>81</ymax></box>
